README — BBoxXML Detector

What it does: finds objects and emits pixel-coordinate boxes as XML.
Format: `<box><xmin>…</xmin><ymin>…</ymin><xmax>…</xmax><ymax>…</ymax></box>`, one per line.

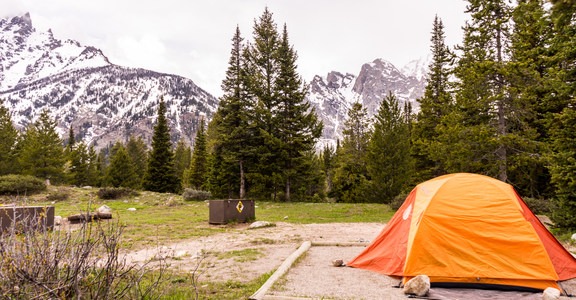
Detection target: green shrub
<box><xmin>390</xmin><ymin>193</ymin><xmax>408</xmax><ymax>211</ymax></box>
<box><xmin>0</xmin><ymin>175</ymin><xmax>46</xmax><ymax>195</ymax></box>
<box><xmin>46</xmin><ymin>188</ymin><xmax>70</xmax><ymax>202</ymax></box>
<box><xmin>0</xmin><ymin>217</ymin><xmax>164</xmax><ymax>298</ymax></box>
<box><xmin>97</xmin><ymin>187</ymin><xmax>136</xmax><ymax>200</ymax></box>
<box><xmin>523</xmin><ymin>197</ymin><xmax>555</xmax><ymax>215</ymax></box>
<box><xmin>182</xmin><ymin>189</ymin><xmax>211</xmax><ymax>201</ymax></box>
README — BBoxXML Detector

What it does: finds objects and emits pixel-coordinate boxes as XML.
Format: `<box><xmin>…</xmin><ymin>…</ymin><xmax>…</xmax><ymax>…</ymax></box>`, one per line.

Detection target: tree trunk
<box><xmin>285</xmin><ymin>177</ymin><xmax>291</xmax><ymax>202</ymax></box>
<box><xmin>239</xmin><ymin>160</ymin><xmax>245</xmax><ymax>199</ymax></box>
<box><xmin>495</xmin><ymin>8</ymin><xmax>507</xmax><ymax>182</ymax></box>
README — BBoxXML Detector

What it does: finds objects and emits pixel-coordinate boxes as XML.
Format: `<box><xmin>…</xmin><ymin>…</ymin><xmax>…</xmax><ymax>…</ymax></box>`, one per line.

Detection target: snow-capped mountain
<box><xmin>0</xmin><ymin>13</ymin><xmax>218</xmax><ymax>149</ymax></box>
<box><xmin>1</xmin><ymin>13</ymin><xmax>428</xmax><ymax>151</ymax></box>
<box><xmin>308</xmin><ymin>58</ymin><xmax>429</xmax><ymax>146</ymax></box>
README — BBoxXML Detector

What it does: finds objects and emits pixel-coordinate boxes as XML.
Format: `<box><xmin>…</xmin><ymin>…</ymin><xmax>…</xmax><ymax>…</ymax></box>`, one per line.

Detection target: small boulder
<box><xmin>249</xmin><ymin>221</ymin><xmax>273</xmax><ymax>229</ymax></box>
<box><xmin>127</xmin><ymin>208</ymin><xmax>136</xmax><ymax>211</ymax></box>
<box><xmin>403</xmin><ymin>275</ymin><xmax>430</xmax><ymax>297</ymax></box>
<box><xmin>543</xmin><ymin>287</ymin><xmax>561</xmax><ymax>300</ymax></box>
<box><xmin>96</xmin><ymin>205</ymin><xmax>112</xmax><ymax>214</ymax></box>
<box><xmin>332</xmin><ymin>259</ymin><xmax>344</xmax><ymax>267</ymax></box>
<box><xmin>174</xmin><ymin>250</ymin><xmax>188</xmax><ymax>258</ymax></box>
<box><xmin>571</xmin><ymin>233</ymin><xmax>576</xmax><ymax>241</ymax></box>
<box><xmin>54</xmin><ymin>216</ymin><xmax>62</xmax><ymax>225</ymax></box>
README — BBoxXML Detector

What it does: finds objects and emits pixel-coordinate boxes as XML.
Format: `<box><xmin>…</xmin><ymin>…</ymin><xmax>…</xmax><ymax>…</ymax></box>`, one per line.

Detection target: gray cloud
<box><xmin>2</xmin><ymin>0</ymin><xmax>468</xmax><ymax>96</ymax></box>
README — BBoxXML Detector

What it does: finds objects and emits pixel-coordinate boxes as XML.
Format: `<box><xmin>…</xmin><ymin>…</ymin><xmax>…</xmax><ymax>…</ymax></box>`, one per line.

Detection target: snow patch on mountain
<box><xmin>0</xmin><ymin>13</ymin><xmax>217</xmax><ymax>149</ymax></box>
<box><xmin>307</xmin><ymin>57</ymin><xmax>429</xmax><ymax>146</ymax></box>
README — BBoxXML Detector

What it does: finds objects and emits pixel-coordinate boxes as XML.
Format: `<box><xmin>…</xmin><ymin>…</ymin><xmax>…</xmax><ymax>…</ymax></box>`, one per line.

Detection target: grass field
<box><xmin>0</xmin><ymin>185</ymin><xmax>394</xmax><ymax>299</ymax></box>
<box><xmin>10</xmin><ymin>186</ymin><xmax>393</xmax><ymax>249</ymax></box>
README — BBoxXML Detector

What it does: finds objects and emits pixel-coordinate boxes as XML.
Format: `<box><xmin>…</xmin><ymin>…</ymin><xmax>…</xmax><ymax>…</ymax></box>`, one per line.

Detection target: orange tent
<box><xmin>348</xmin><ymin>173</ymin><xmax>576</xmax><ymax>291</ymax></box>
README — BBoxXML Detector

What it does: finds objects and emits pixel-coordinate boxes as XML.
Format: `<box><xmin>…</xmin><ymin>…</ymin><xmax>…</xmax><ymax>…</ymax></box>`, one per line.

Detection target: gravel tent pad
<box><xmin>262</xmin><ymin>245</ymin><xmax>576</xmax><ymax>300</ymax></box>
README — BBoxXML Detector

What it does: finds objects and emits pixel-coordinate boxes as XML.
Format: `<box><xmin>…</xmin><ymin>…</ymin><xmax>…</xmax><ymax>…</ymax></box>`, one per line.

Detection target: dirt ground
<box><xmin>121</xmin><ymin>221</ymin><xmax>576</xmax><ymax>299</ymax></box>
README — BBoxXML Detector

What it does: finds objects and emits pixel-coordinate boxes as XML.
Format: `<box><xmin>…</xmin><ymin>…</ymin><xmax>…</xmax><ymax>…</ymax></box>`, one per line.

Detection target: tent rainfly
<box><xmin>348</xmin><ymin>173</ymin><xmax>576</xmax><ymax>292</ymax></box>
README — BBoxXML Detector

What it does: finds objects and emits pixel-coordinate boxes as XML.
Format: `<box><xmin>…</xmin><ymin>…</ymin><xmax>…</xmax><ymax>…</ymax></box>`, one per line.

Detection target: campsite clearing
<box><xmin>121</xmin><ymin>221</ymin><xmax>576</xmax><ymax>299</ymax></box>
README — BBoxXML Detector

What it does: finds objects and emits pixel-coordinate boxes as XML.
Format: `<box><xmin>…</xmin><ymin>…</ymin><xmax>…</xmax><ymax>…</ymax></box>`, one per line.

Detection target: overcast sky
<box><xmin>1</xmin><ymin>0</ymin><xmax>469</xmax><ymax>97</ymax></box>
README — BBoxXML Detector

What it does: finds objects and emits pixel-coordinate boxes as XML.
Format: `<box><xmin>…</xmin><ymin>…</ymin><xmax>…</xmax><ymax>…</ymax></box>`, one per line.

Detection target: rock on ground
<box><xmin>403</xmin><ymin>275</ymin><xmax>430</xmax><ymax>297</ymax></box>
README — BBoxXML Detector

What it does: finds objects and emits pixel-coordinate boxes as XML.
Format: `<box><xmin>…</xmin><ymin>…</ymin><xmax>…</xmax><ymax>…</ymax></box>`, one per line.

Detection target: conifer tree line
<box><xmin>208</xmin><ymin>8</ymin><xmax>323</xmax><ymax>202</ymax></box>
<box><xmin>0</xmin><ymin>97</ymin><xmax>194</xmax><ymax>193</ymax></box>
<box><xmin>1</xmin><ymin>3</ymin><xmax>576</xmax><ymax>228</ymax></box>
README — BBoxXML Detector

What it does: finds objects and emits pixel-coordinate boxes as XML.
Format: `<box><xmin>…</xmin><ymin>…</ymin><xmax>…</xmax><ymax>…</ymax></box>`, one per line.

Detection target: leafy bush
<box><xmin>0</xmin><ymin>214</ymin><xmax>165</xmax><ymax>298</ymax></box>
<box><xmin>46</xmin><ymin>187</ymin><xmax>70</xmax><ymax>202</ymax></box>
<box><xmin>390</xmin><ymin>193</ymin><xmax>408</xmax><ymax>211</ymax></box>
<box><xmin>97</xmin><ymin>187</ymin><xmax>136</xmax><ymax>200</ymax></box>
<box><xmin>523</xmin><ymin>197</ymin><xmax>555</xmax><ymax>215</ymax></box>
<box><xmin>182</xmin><ymin>189</ymin><xmax>212</xmax><ymax>201</ymax></box>
<box><xmin>0</xmin><ymin>175</ymin><xmax>46</xmax><ymax>195</ymax></box>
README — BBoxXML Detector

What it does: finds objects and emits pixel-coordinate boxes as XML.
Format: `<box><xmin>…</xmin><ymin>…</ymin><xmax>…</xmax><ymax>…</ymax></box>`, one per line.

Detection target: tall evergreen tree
<box><xmin>210</xmin><ymin>26</ymin><xmax>256</xmax><ymax>198</ymax></box>
<box><xmin>244</xmin><ymin>7</ymin><xmax>283</xmax><ymax>200</ymax></box>
<box><xmin>506</xmin><ymin>0</ymin><xmax>554</xmax><ymax>197</ymax></box>
<box><xmin>321</xmin><ymin>144</ymin><xmax>336</xmax><ymax>195</ymax></box>
<box><xmin>95</xmin><ymin>148</ymin><xmax>108</xmax><ymax>187</ymax></box>
<box><xmin>437</xmin><ymin>0</ymin><xmax>513</xmax><ymax>180</ymax></box>
<box><xmin>86</xmin><ymin>145</ymin><xmax>100</xmax><ymax>186</ymax></box>
<box><xmin>126</xmin><ymin>135</ymin><xmax>148</xmax><ymax>188</ymax></box>
<box><xmin>547</xmin><ymin>0</ymin><xmax>576</xmax><ymax>229</ymax></box>
<box><xmin>142</xmin><ymin>98</ymin><xmax>180</xmax><ymax>193</ymax></box>
<box><xmin>413</xmin><ymin>15</ymin><xmax>453</xmax><ymax>181</ymax></box>
<box><xmin>367</xmin><ymin>92</ymin><xmax>414</xmax><ymax>203</ymax></box>
<box><xmin>188</xmin><ymin>119</ymin><xmax>209</xmax><ymax>190</ymax></box>
<box><xmin>0</xmin><ymin>100</ymin><xmax>19</xmax><ymax>175</ymax></box>
<box><xmin>106</xmin><ymin>142</ymin><xmax>139</xmax><ymax>188</ymax></box>
<box><xmin>331</xmin><ymin>103</ymin><xmax>371</xmax><ymax>202</ymax></box>
<box><xmin>237</xmin><ymin>8</ymin><xmax>322</xmax><ymax>201</ymax></box>
<box><xmin>18</xmin><ymin>110</ymin><xmax>65</xmax><ymax>183</ymax></box>
<box><xmin>274</xmin><ymin>24</ymin><xmax>322</xmax><ymax>201</ymax></box>
<box><xmin>68</xmin><ymin>142</ymin><xmax>90</xmax><ymax>186</ymax></box>
<box><xmin>173</xmin><ymin>138</ymin><xmax>191</xmax><ymax>185</ymax></box>
<box><xmin>66</xmin><ymin>125</ymin><xmax>75</xmax><ymax>153</ymax></box>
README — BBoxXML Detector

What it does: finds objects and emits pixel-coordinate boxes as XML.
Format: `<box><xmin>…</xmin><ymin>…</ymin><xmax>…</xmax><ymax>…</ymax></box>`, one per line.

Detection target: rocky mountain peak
<box><xmin>307</xmin><ymin>57</ymin><xmax>429</xmax><ymax>146</ymax></box>
<box><xmin>325</xmin><ymin>71</ymin><xmax>354</xmax><ymax>89</ymax></box>
<box><xmin>5</xmin><ymin>13</ymin><xmax>33</xmax><ymax>32</ymax></box>
<box><xmin>0</xmin><ymin>13</ymin><xmax>218</xmax><ymax>150</ymax></box>
<box><xmin>352</xmin><ymin>58</ymin><xmax>412</xmax><ymax>115</ymax></box>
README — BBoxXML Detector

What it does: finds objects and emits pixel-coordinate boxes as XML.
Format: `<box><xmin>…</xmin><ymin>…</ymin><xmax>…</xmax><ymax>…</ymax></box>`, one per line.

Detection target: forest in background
<box><xmin>1</xmin><ymin>1</ymin><xmax>576</xmax><ymax>230</ymax></box>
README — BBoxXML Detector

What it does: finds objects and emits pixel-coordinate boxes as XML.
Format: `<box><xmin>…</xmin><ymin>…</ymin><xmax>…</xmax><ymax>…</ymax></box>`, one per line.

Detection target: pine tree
<box><xmin>321</xmin><ymin>144</ymin><xmax>336</xmax><ymax>194</ymax></box>
<box><xmin>86</xmin><ymin>145</ymin><xmax>100</xmax><ymax>186</ymax></box>
<box><xmin>274</xmin><ymin>24</ymin><xmax>322</xmax><ymax>201</ymax></box>
<box><xmin>142</xmin><ymin>98</ymin><xmax>180</xmax><ymax>193</ymax></box>
<box><xmin>0</xmin><ymin>99</ymin><xmax>19</xmax><ymax>175</ymax></box>
<box><xmin>412</xmin><ymin>15</ymin><xmax>453</xmax><ymax>181</ymax></box>
<box><xmin>95</xmin><ymin>148</ymin><xmax>108</xmax><ymax>187</ymax></box>
<box><xmin>66</xmin><ymin>125</ymin><xmax>75</xmax><ymax>153</ymax></box>
<box><xmin>506</xmin><ymin>0</ymin><xmax>554</xmax><ymax>197</ymax></box>
<box><xmin>18</xmin><ymin>110</ymin><xmax>65</xmax><ymax>183</ymax></box>
<box><xmin>547</xmin><ymin>0</ymin><xmax>576</xmax><ymax>229</ymax></box>
<box><xmin>106</xmin><ymin>142</ymin><xmax>139</xmax><ymax>188</ymax></box>
<box><xmin>68</xmin><ymin>142</ymin><xmax>90</xmax><ymax>186</ymax></box>
<box><xmin>188</xmin><ymin>119</ymin><xmax>209</xmax><ymax>190</ymax></box>
<box><xmin>173</xmin><ymin>138</ymin><xmax>191</xmax><ymax>185</ymax></box>
<box><xmin>210</xmin><ymin>26</ymin><xmax>256</xmax><ymax>199</ymax></box>
<box><xmin>126</xmin><ymin>135</ymin><xmax>148</xmax><ymax>188</ymax></box>
<box><xmin>245</xmin><ymin>8</ymin><xmax>283</xmax><ymax>200</ymax></box>
<box><xmin>367</xmin><ymin>92</ymin><xmax>414</xmax><ymax>203</ymax></box>
<box><xmin>438</xmin><ymin>0</ymin><xmax>512</xmax><ymax>179</ymax></box>
<box><xmin>331</xmin><ymin>103</ymin><xmax>371</xmax><ymax>202</ymax></box>
<box><xmin>235</xmin><ymin>8</ymin><xmax>323</xmax><ymax>201</ymax></box>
